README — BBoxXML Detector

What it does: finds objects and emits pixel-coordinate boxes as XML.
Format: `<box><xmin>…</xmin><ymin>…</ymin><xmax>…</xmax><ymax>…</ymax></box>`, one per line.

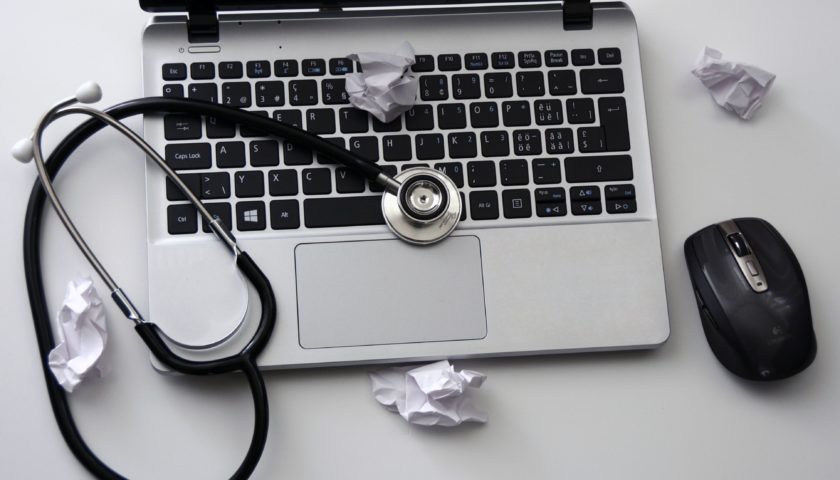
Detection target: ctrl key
<box><xmin>167</xmin><ymin>204</ymin><xmax>197</xmax><ymax>234</ymax></box>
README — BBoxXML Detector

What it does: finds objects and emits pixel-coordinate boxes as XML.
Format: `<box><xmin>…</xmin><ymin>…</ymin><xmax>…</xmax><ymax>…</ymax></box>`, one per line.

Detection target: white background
<box><xmin>2</xmin><ymin>1</ymin><xmax>838</xmax><ymax>478</ymax></box>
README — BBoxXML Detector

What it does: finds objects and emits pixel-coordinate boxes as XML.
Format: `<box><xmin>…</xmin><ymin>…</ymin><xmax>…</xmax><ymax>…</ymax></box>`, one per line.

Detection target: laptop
<box><xmin>139</xmin><ymin>0</ymin><xmax>669</xmax><ymax>369</ymax></box>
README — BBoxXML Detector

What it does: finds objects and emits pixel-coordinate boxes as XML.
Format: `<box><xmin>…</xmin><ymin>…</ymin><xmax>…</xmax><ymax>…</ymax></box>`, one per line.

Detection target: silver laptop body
<box><xmin>140</xmin><ymin>0</ymin><xmax>669</xmax><ymax>369</ymax></box>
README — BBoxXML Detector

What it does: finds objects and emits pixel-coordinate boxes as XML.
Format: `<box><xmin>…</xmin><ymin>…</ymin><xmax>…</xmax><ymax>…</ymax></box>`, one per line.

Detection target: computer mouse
<box><xmin>684</xmin><ymin>218</ymin><xmax>816</xmax><ymax>381</ymax></box>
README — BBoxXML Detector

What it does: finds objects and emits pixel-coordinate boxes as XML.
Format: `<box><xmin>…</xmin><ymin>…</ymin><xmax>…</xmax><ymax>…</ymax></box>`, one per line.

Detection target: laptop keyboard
<box><xmin>158</xmin><ymin>47</ymin><xmax>636</xmax><ymax>235</ymax></box>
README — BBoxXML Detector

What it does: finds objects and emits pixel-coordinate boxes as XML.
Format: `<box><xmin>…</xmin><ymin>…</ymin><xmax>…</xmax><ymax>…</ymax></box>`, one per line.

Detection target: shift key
<box><xmin>599</xmin><ymin>97</ymin><xmax>630</xmax><ymax>151</ymax></box>
<box><xmin>165</xmin><ymin>143</ymin><xmax>212</xmax><ymax>170</ymax></box>
<box><xmin>565</xmin><ymin>155</ymin><xmax>633</xmax><ymax>183</ymax></box>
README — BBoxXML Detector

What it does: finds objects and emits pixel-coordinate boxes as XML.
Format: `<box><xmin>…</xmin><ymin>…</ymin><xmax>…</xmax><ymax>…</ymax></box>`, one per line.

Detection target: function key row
<box><xmin>162</xmin><ymin>58</ymin><xmax>357</xmax><ymax>81</ymax></box>
<box><xmin>411</xmin><ymin>48</ymin><xmax>621</xmax><ymax>72</ymax></box>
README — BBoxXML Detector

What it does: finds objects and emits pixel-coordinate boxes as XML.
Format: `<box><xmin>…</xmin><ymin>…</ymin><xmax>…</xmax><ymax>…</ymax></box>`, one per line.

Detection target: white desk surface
<box><xmin>2</xmin><ymin>1</ymin><xmax>839</xmax><ymax>478</ymax></box>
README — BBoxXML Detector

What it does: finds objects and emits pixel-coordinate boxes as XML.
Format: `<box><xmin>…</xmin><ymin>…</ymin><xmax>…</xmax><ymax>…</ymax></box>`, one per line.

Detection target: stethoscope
<box><xmin>15</xmin><ymin>82</ymin><xmax>462</xmax><ymax>479</ymax></box>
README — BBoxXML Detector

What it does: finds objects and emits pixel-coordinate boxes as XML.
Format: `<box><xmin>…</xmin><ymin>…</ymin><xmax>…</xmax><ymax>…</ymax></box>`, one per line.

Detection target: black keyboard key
<box><xmin>165</xmin><ymin>142</ymin><xmax>211</xmax><ymax>169</ymax></box>
<box><xmin>190</xmin><ymin>62</ymin><xmax>215</xmax><ymax>80</ymax></box>
<box><xmin>372</xmin><ymin>116</ymin><xmax>402</xmax><ymax>133</ymax></box>
<box><xmin>166</xmin><ymin>173</ymin><xmax>201</xmax><ymax>201</ymax></box>
<box><xmin>606</xmin><ymin>198</ymin><xmax>636</xmax><ymax>214</ymax></box>
<box><xmin>289</xmin><ymin>80</ymin><xmax>318</xmax><ymax>106</ymax></box>
<box><xmin>335</xmin><ymin>167</ymin><xmax>366</xmax><ymax>193</ymax></box>
<box><xmin>275</xmin><ymin>60</ymin><xmax>299</xmax><ymax>77</ymax></box>
<box><xmin>545</xmin><ymin>128</ymin><xmax>575</xmax><ymax>154</ymax></box>
<box><xmin>485</xmin><ymin>72</ymin><xmax>513</xmax><ymax>98</ymax></box>
<box><xmin>201</xmin><ymin>172</ymin><xmax>231</xmax><ymax>199</ymax></box>
<box><xmin>255</xmin><ymin>81</ymin><xmax>285</xmax><ymax>107</ymax></box>
<box><xmin>250</xmin><ymin>140</ymin><xmax>280</xmax><ymax>167</ymax></box>
<box><xmin>339</xmin><ymin>107</ymin><xmax>369</xmax><ymax>133</ymax></box>
<box><xmin>548</xmin><ymin>70</ymin><xmax>577</xmax><ymax>96</ymax></box>
<box><xmin>420</xmin><ymin>75</ymin><xmax>448</xmax><ymax>101</ymax></box>
<box><xmin>516</xmin><ymin>72</ymin><xmax>545</xmax><ymax>97</ymax></box>
<box><xmin>513</xmin><ymin>129</ymin><xmax>542</xmax><ymax>155</ymax></box>
<box><xmin>412</xmin><ymin>55</ymin><xmax>435</xmax><ymax>72</ymax></box>
<box><xmin>270</xmin><ymin>200</ymin><xmax>301</xmax><ymax>229</ymax></box>
<box><xmin>283</xmin><ymin>141</ymin><xmax>313</xmax><ymax>166</ymax></box>
<box><xmin>469</xmin><ymin>191</ymin><xmax>499</xmax><ymax>220</ymax></box>
<box><xmin>566</xmin><ymin>98</ymin><xmax>596</xmax><ymax>124</ymax></box>
<box><xmin>565</xmin><ymin>155</ymin><xmax>633</xmax><ymax>183</ymax></box>
<box><xmin>532</xmin><ymin>158</ymin><xmax>562</xmax><ymax>184</ymax></box>
<box><xmin>221</xmin><ymin>82</ymin><xmax>252</xmax><ymax>107</ymax></box>
<box><xmin>216</xmin><ymin>141</ymin><xmax>246</xmax><ymax>168</ymax></box>
<box><xmin>438</xmin><ymin>103</ymin><xmax>467</xmax><ymax>130</ymax></box>
<box><xmin>315</xmin><ymin>137</ymin><xmax>346</xmax><ymax>165</ymax></box>
<box><xmin>302</xmin><ymin>168</ymin><xmax>332</xmax><ymax>195</ymax></box>
<box><xmin>598</xmin><ymin>97</ymin><xmax>631</xmax><ymax>151</ymax></box>
<box><xmin>452</xmin><ymin>74</ymin><xmax>481</xmax><ymax>99</ymax></box>
<box><xmin>518</xmin><ymin>51</ymin><xmax>541</xmax><ymax>68</ymax></box>
<box><xmin>246</xmin><ymin>60</ymin><xmax>271</xmax><ymax>78</ymax></box>
<box><xmin>465</xmin><ymin>53</ymin><xmax>489</xmax><ymax>70</ymax></box>
<box><xmin>416</xmin><ymin>134</ymin><xmax>445</xmax><ymax>160</ymax></box>
<box><xmin>535</xmin><ymin>187</ymin><xmax>566</xmax><ymax>203</ymax></box>
<box><xmin>502</xmin><ymin>189</ymin><xmax>532</xmax><ymax>218</ymax></box>
<box><xmin>329</xmin><ymin>58</ymin><xmax>354</xmax><ymax>75</ymax></box>
<box><xmin>480</xmin><ymin>131</ymin><xmax>509</xmax><ymax>157</ymax></box>
<box><xmin>401</xmin><ymin>163</ymin><xmax>430</xmax><ymax>171</ymax></box>
<box><xmin>322</xmin><ymin>79</ymin><xmax>349</xmax><ymax>104</ymax></box>
<box><xmin>163</xmin><ymin>84</ymin><xmax>183</xmax><ymax>97</ymax></box>
<box><xmin>598</xmin><ymin>48</ymin><xmax>622</xmax><ymax>65</ymax></box>
<box><xmin>405</xmin><ymin>105</ymin><xmax>434</xmax><ymax>131</ymax></box>
<box><xmin>383</xmin><ymin>135</ymin><xmax>412</xmax><ymax>161</ymax></box>
<box><xmin>219</xmin><ymin>61</ymin><xmax>243</xmax><ymax>79</ymax></box>
<box><xmin>448</xmin><ymin>132</ymin><xmax>477</xmax><ymax>158</ymax></box>
<box><xmin>349</xmin><ymin>136</ymin><xmax>379</xmax><ymax>162</ymax></box>
<box><xmin>500</xmin><ymin>159</ymin><xmax>529</xmax><ymax>186</ymax></box>
<box><xmin>236</xmin><ymin>201</ymin><xmax>266</xmax><ymax>230</ymax></box>
<box><xmin>605</xmin><ymin>184</ymin><xmax>635</xmax><ymax>200</ymax></box>
<box><xmin>545</xmin><ymin>50</ymin><xmax>568</xmax><ymax>67</ymax></box>
<box><xmin>234</xmin><ymin>171</ymin><xmax>265</xmax><ymax>198</ymax></box>
<box><xmin>304</xmin><ymin>196</ymin><xmax>384</xmax><ymax>228</ymax></box>
<box><xmin>162</xmin><ymin>63</ymin><xmax>187</xmax><ymax>80</ymax></box>
<box><xmin>580</xmin><ymin>68</ymin><xmax>624</xmax><ymax>94</ymax></box>
<box><xmin>570</xmin><ymin>186</ymin><xmax>600</xmax><ymax>201</ymax></box>
<box><xmin>578</xmin><ymin>127</ymin><xmax>606</xmax><ymax>152</ymax></box>
<box><xmin>306</xmin><ymin>108</ymin><xmax>336</xmax><ymax>134</ymax></box>
<box><xmin>571</xmin><ymin>49</ymin><xmax>595</xmax><ymax>66</ymax></box>
<box><xmin>460</xmin><ymin>193</ymin><xmax>468</xmax><ymax>221</ymax></box>
<box><xmin>435</xmin><ymin>162</ymin><xmax>464</xmax><ymax>188</ymax></box>
<box><xmin>302</xmin><ymin>59</ymin><xmax>326</xmax><ymax>76</ymax></box>
<box><xmin>537</xmin><ymin>201</ymin><xmax>567</xmax><ymax>217</ymax></box>
<box><xmin>240</xmin><ymin>110</ymin><xmax>269</xmax><ymax>137</ymax></box>
<box><xmin>206</xmin><ymin>116</ymin><xmax>235</xmax><ymax>139</ymax></box>
<box><xmin>201</xmin><ymin>202</ymin><xmax>233</xmax><ymax>233</ymax></box>
<box><xmin>491</xmin><ymin>52</ymin><xmax>515</xmax><ymax>69</ymax></box>
<box><xmin>502</xmin><ymin>101</ymin><xmax>531</xmax><ymax>126</ymax></box>
<box><xmin>188</xmin><ymin>83</ymin><xmax>217</xmax><ymax>103</ymax></box>
<box><xmin>438</xmin><ymin>54</ymin><xmax>461</xmax><ymax>71</ymax></box>
<box><xmin>534</xmin><ymin>99</ymin><xmax>563</xmax><ymax>125</ymax></box>
<box><xmin>268</xmin><ymin>170</ymin><xmax>298</xmax><ymax>196</ymax></box>
<box><xmin>571</xmin><ymin>200</ymin><xmax>601</xmax><ymax>215</ymax></box>
<box><xmin>168</xmin><ymin>204</ymin><xmax>197</xmax><ymax>234</ymax></box>
<box><xmin>469</xmin><ymin>102</ymin><xmax>499</xmax><ymax>128</ymax></box>
<box><xmin>467</xmin><ymin>160</ymin><xmax>496</xmax><ymax>187</ymax></box>
<box><xmin>369</xmin><ymin>165</ymin><xmax>398</xmax><ymax>193</ymax></box>
<box><xmin>272</xmin><ymin>109</ymin><xmax>303</xmax><ymax>129</ymax></box>
<box><xmin>164</xmin><ymin>114</ymin><xmax>202</xmax><ymax>140</ymax></box>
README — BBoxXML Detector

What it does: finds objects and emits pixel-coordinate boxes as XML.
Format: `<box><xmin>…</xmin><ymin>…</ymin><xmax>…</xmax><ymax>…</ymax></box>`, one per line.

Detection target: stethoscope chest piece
<box><xmin>382</xmin><ymin>167</ymin><xmax>462</xmax><ymax>245</ymax></box>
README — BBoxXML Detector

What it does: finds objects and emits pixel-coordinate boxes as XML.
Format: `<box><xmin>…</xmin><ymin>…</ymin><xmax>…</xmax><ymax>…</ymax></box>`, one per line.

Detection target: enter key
<box><xmin>598</xmin><ymin>97</ymin><xmax>631</xmax><ymax>152</ymax></box>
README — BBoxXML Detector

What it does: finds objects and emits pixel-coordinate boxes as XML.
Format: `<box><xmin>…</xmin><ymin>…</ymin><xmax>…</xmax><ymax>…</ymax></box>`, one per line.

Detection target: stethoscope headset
<box><xmin>15</xmin><ymin>82</ymin><xmax>463</xmax><ymax>479</ymax></box>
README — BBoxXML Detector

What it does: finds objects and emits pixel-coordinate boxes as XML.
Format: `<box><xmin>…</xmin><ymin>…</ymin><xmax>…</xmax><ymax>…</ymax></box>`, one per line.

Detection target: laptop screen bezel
<box><xmin>139</xmin><ymin>0</ymin><xmax>561</xmax><ymax>12</ymax></box>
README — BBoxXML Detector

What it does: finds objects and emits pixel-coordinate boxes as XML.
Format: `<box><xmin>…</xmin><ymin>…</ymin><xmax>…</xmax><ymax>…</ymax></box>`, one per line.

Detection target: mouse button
<box><xmin>726</xmin><ymin>232</ymin><xmax>751</xmax><ymax>257</ymax></box>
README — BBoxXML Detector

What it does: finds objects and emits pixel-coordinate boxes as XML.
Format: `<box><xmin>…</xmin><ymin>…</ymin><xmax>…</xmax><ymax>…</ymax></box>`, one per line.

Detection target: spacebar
<box><xmin>304</xmin><ymin>196</ymin><xmax>385</xmax><ymax>228</ymax></box>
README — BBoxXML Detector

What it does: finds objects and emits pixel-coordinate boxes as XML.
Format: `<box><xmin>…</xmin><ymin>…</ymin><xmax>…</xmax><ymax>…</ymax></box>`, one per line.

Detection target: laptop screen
<box><xmin>140</xmin><ymin>0</ymin><xmax>549</xmax><ymax>12</ymax></box>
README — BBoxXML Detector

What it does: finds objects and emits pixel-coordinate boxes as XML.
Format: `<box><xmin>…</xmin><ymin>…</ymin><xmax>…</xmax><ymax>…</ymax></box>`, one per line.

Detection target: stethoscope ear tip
<box><xmin>11</xmin><ymin>137</ymin><xmax>34</xmax><ymax>163</ymax></box>
<box><xmin>75</xmin><ymin>81</ymin><xmax>102</xmax><ymax>104</ymax></box>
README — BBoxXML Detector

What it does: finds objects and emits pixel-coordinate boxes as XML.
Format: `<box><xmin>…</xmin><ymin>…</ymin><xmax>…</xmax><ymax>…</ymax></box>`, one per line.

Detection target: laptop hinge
<box><xmin>563</xmin><ymin>0</ymin><xmax>593</xmax><ymax>30</ymax></box>
<box><xmin>186</xmin><ymin>0</ymin><xmax>219</xmax><ymax>43</ymax></box>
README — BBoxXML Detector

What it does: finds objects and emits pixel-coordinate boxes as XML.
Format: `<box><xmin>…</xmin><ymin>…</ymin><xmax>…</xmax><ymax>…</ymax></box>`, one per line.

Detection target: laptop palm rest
<box><xmin>295</xmin><ymin>236</ymin><xmax>487</xmax><ymax>348</ymax></box>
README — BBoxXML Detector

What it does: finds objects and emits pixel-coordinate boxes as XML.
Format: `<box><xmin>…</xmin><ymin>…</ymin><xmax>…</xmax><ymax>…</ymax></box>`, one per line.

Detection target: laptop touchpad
<box><xmin>295</xmin><ymin>236</ymin><xmax>487</xmax><ymax>348</ymax></box>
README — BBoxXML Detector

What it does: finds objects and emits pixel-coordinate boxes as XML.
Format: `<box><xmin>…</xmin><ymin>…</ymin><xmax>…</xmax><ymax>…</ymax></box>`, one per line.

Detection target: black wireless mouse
<box><xmin>684</xmin><ymin>218</ymin><xmax>816</xmax><ymax>381</ymax></box>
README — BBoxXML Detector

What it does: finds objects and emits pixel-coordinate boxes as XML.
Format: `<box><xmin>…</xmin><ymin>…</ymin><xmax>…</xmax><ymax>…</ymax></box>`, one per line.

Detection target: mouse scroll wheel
<box><xmin>727</xmin><ymin>233</ymin><xmax>751</xmax><ymax>257</ymax></box>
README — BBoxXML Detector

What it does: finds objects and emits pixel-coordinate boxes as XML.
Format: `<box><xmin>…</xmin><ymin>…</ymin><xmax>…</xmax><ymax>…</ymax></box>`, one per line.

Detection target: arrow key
<box><xmin>606</xmin><ymin>199</ymin><xmax>637</xmax><ymax>214</ymax></box>
<box><xmin>536</xmin><ymin>202</ymin><xmax>566</xmax><ymax>217</ymax></box>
